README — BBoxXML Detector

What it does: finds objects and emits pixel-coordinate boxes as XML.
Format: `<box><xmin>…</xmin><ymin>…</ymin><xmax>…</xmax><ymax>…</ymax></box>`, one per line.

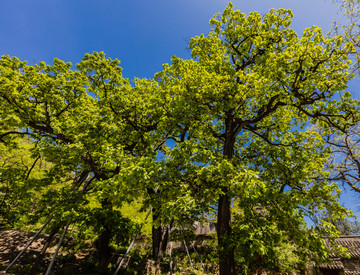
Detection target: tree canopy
<box><xmin>155</xmin><ymin>3</ymin><xmax>357</xmax><ymax>273</ymax></box>
<box><xmin>0</xmin><ymin>2</ymin><xmax>359</xmax><ymax>274</ymax></box>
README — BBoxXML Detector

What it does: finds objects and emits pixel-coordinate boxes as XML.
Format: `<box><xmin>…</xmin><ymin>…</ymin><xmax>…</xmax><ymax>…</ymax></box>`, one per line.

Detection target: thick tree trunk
<box><xmin>95</xmin><ymin>225</ymin><xmax>112</xmax><ymax>273</ymax></box>
<box><xmin>217</xmin><ymin>121</ymin><xmax>236</xmax><ymax>275</ymax></box>
<box><xmin>152</xmin><ymin>224</ymin><xmax>168</xmax><ymax>259</ymax></box>
<box><xmin>217</xmin><ymin>193</ymin><xmax>235</xmax><ymax>275</ymax></box>
<box><xmin>147</xmin><ymin>189</ymin><xmax>169</xmax><ymax>262</ymax></box>
<box><xmin>95</xmin><ymin>199</ymin><xmax>114</xmax><ymax>274</ymax></box>
<box><xmin>151</xmin><ymin>208</ymin><xmax>169</xmax><ymax>275</ymax></box>
<box><xmin>152</xmin><ymin>224</ymin><xmax>169</xmax><ymax>274</ymax></box>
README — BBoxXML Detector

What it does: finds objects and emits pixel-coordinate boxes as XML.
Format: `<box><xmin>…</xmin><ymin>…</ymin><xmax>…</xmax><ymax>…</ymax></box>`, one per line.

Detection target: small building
<box><xmin>191</xmin><ymin>220</ymin><xmax>216</xmax><ymax>235</ymax></box>
<box><xmin>316</xmin><ymin>236</ymin><xmax>360</xmax><ymax>275</ymax></box>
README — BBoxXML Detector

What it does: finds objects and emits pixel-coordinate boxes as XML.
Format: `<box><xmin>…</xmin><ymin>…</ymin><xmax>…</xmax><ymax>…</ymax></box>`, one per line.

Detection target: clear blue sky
<box><xmin>0</xmin><ymin>0</ymin><xmax>345</xmax><ymax>79</ymax></box>
<box><xmin>1</xmin><ymin>0</ymin><xmax>359</xmax><ymax>216</ymax></box>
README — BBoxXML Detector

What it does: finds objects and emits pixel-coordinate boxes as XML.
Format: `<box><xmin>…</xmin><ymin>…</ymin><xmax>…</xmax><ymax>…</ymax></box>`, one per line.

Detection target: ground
<box><xmin>0</xmin><ymin>228</ymin><xmax>98</xmax><ymax>274</ymax></box>
<box><xmin>0</xmin><ymin>228</ymin><xmax>215</xmax><ymax>274</ymax></box>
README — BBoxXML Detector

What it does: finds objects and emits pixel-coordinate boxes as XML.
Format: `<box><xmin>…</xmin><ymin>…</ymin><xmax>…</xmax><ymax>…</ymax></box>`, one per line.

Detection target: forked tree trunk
<box><xmin>152</xmin><ymin>224</ymin><xmax>168</xmax><ymax>259</ymax></box>
<box><xmin>151</xmin><ymin>210</ymin><xmax>169</xmax><ymax>275</ymax></box>
<box><xmin>147</xmin><ymin>188</ymin><xmax>169</xmax><ymax>270</ymax></box>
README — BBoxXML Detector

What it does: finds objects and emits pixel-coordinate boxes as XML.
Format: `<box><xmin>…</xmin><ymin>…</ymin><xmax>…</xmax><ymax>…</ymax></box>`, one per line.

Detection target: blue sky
<box><xmin>1</xmin><ymin>0</ymin><xmax>359</xmax><ymax>216</ymax></box>
<box><xmin>0</xmin><ymin>0</ymin><xmax>346</xmax><ymax>79</ymax></box>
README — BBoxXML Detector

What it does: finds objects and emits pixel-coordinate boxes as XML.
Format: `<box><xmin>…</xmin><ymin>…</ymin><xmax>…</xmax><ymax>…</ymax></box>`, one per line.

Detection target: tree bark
<box><xmin>95</xmin><ymin>199</ymin><xmax>114</xmax><ymax>274</ymax></box>
<box><xmin>95</xmin><ymin>225</ymin><xmax>112</xmax><ymax>274</ymax></box>
<box><xmin>217</xmin><ymin>193</ymin><xmax>235</xmax><ymax>275</ymax></box>
<box><xmin>151</xmin><ymin>208</ymin><xmax>169</xmax><ymax>275</ymax></box>
<box><xmin>217</xmin><ymin>119</ymin><xmax>236</xmax><ymax>275</ymax></box>
<box><xmin>152</xmin><ymin>224</ymin><xmax>167</xmax><ymax>259</ymax></box>
<box><xmin>147</xmin><ymin>189</ymin><xmax>169</xmax><ymax>259</ymax></box>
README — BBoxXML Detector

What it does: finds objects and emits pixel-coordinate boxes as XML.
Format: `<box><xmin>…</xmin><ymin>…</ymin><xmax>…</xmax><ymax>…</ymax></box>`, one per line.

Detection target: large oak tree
<box><xmin>156</xmin><ymin>4</ymin><xmax>356</xmax><ymax>274</ymax></box>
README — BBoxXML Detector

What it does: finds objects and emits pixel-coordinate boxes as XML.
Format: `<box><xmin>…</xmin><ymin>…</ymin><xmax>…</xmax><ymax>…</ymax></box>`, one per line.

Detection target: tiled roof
<box><xmin>319</xmin><ymin>258</ymin><xmax>344</xmax><ymax>270</ymax></box>
<box><xmin>335</xmin><ymin>236</ymin><xmax>360</xmax><ymax>258</ymax></box>
<box><xmin>320</xmin><ymin>236</ymin><xmax>360</xmax><ymax>271</ymax></box>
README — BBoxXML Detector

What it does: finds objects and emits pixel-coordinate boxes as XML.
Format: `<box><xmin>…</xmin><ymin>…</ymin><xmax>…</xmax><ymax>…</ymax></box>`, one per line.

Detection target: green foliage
<box><xmin>120</xmin><ymin>200</ymin><xmax>152</xmax><ymax>236</ymax></box>
<box><xmin>0</xmin><ymin>2</ymin><xmax>359</xmax><ymax>274</ymax></box>
<box><xmin>0</xmin><ymin>136</ymin><xmax>53</xmax><ymax>227</ymax></box>
<box><xmin>76</xmin><ymin>206</ymin><xmax>136</xmax><ymax>248</ymax></box>
<box><xmin>0</xmin><ymin>51</ymin><xmax>160</xmax><ymax>270</ymax></box>
<box><xmin>155</xmin><ymin>2</ymin><xmax>356</xmax><ymax>272</ymax></box>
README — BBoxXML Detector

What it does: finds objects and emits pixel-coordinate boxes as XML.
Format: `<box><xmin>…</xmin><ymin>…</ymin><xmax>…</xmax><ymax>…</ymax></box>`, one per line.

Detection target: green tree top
<box><xmin>155</xmin><ymin>3</ymin><xmax>356</xmax><ymax>274</ymax></box>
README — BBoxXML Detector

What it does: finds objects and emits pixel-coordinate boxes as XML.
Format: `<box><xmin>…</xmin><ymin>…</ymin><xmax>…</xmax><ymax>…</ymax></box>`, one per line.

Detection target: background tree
<box><xmin>314</xmin><ymin>101</ymin><xmax>360</xmax><ymax>234</ymax></box>
<box><xmin>321</xmin><ymin>118</ymin><xmax>360</xmax><ymax>193</ymax></box>
<box><xmin>332</xmin><ymin>0</ymin><xmax>360</xmax><ymax>74</ymax></box>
